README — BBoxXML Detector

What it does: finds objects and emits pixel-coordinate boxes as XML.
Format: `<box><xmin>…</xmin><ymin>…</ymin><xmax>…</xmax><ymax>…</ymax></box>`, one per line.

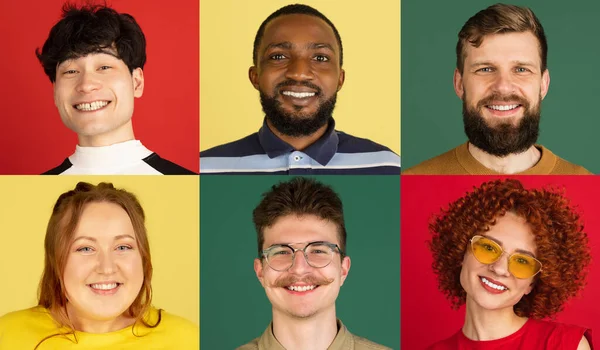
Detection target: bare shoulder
<box><xmin>577</xmin><ymin>335</ymin><xmax>591</xmax><ymax>350</ymax></box>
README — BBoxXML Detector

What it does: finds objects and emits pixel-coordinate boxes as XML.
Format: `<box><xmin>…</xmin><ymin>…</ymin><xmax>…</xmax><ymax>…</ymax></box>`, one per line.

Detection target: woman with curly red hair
<box><xmin>427</xmin><ymin>179</ymin><xmax>592</xmax><ymax>349</ymax></box>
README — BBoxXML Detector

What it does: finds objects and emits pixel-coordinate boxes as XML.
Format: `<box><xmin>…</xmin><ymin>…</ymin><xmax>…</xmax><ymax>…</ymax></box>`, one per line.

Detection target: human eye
<box><xmin>270</xmin><ymin>53</ymin><xmax>287</xmax><ymax>60</ymax></box>
<box><xmin>63</xmin><ymin>69</ymin><xmax>78</xmax><ymax>75</ymax></box>
<box><xmin>76</xmin><ymin>246</ymin><xmax>93</xmax><ymax>253</ymax></box>
<box><xmin>308</xmin><ymin>244</ymin><xmax>331</xmax><ymax>255</ymax></box>
<box><xmin>273</xmin><ymin>250</ymin><xmax>290</xmax><ymax>256</ymax></box>
<box><xmin>481</xmin><ymin>243</ymin><xmax>498</xmax><ymax>253</ymax></box>
<box><xmin>515</xmin><ymin>67</ymin><xmax>530</xmax><ymax>73</ymax></box>
<box><xmin>116</xmin><ymin>245</ymin><xmax>132</xmax><ymax>251</ymax></box>
<box><xmin>515</xmin><ymin>256</ymin><xmax>531</xmax><ymax>265</ymax></box>
<box><xmin>311</xmin><ymin>249</ymin><xmax>329</xmax><ymax>255</ymax></box>
<box><xmin>314</xmin><ymin>55</ymin><xmax>329</xmax><ymax>62</ymax></box>
<box><xmin>476</xmin><ymin>67</ymin><xmax>494</xmax><ymax>73</ymax></box>
<box><xmin>98</xmin><ymin>65</ymin><xmax>112</xmax><ymax>71</ymax></box>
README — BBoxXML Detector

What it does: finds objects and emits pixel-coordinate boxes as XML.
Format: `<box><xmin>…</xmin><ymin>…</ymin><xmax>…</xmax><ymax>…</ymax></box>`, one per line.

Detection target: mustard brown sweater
<box><xmin>403</xmin><ymin>143</ymin><xmax>592</xmax><ymax>175</ymax></box>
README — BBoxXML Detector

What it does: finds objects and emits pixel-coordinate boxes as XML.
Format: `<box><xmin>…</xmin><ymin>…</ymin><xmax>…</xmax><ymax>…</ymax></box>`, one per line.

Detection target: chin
<box><xmin>286</xmin><ymin>307</ymin><xmax>319</xmax><ymax>319</ymax></box>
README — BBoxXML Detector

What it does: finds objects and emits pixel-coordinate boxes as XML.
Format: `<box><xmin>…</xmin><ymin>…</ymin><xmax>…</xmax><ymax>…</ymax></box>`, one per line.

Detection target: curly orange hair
<box><xmin>429</xmin><ymin>179</ymin><xmax>591</xmax><ymax>319</ymax></box>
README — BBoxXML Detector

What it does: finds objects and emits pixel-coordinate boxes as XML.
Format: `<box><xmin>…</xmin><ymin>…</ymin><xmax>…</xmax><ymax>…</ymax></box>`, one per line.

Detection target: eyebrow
<box><xmin>484</xmin><ymin>235</ymin><xmax>536</xmax><ymax>257</ymax></box>
<box><xmin>264</xmin><ymin>41</ymin><xmax>335</xmax><ymax>53</ymax></box>
<box><xmin>265</xmin><ymin>241</ymin><xmax>334</xmax><ymax>249</ymax></box>
<box><xmin>58</xmin><ymin>49</ymin><xmax>121</xmax><ymax>68</ymax></box>
<box><xmin>72</xmin><ymin>234</ymin><xmax>136</xmax><ymax>243</ymax></box>
<box><xmin>470</xmin><ymin>60</ymin><xmax>538</xmax><ymax>68</ymax></box>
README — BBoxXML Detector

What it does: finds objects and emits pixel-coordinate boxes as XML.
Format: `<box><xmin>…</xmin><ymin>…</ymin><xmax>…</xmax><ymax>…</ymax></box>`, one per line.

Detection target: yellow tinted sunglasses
<box><xmin>470</xmin><ymin>235</ymin><xmax>542</xmax><ymax>279</ymax></box>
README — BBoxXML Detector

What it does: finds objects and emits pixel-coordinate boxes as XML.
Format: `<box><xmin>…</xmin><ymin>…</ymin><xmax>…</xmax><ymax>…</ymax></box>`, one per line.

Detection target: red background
<box><xmin>0</xmin><ymin>0</ymin><xmax>199</xmax><ymax>174</ymax></box>
<box><xmin>402</xmin><ymin>176</ymin><xmax>600</xmax><ymax>349</ymax></box>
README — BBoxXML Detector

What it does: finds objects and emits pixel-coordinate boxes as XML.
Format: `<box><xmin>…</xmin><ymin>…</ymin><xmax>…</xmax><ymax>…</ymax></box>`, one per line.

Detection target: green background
<box><xmin>401</xmin><ymin>0</ymin><xmax>600</xmax><ymax>172</ymax></box>
<box><xmin>200</xmin><ymin>176</ymin><xmax>400</xmax><ymax>349</ymax></box>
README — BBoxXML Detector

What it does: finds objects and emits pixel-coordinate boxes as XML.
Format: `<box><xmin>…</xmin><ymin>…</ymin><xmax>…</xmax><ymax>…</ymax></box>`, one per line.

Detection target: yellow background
<box><xmin>0</xmin><ymin>176</ymin><xmax>199</xmax><ymax>326</ymax></box>
<box><xmin>200</xmin><ymin>0</ymin><xmax>401</xmax><ymax>155</ymax></box>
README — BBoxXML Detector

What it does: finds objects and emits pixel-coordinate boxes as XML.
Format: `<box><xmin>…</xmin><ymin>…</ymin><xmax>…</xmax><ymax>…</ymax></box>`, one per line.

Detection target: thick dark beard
<box><xmin>462</xmin><ymin>93</ymin><xmax>541</xmax><ymax>157</ymax></box>
<box><xmin>259</xmin><ymin>89</ymin><xmax>337</xmax><ymax>137</ymax></box>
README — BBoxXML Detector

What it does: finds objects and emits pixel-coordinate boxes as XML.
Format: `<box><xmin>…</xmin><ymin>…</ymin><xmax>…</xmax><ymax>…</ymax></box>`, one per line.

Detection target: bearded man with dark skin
<box><xmin>200</xmin><ymin>4</ymin><xmax>400</xmax><ymax>175</ymax></box>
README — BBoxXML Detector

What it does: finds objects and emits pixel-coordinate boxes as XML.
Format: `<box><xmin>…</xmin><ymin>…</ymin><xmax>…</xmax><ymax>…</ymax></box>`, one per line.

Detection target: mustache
<box><xmin>477</xmin><ymin>93</ymin><xmax>530</xmax><ymax>109</ymax></box>
<box><xmin>273</xmin><ymin>274</ymin><xmax>334</xmax><ymax>288</ymax></box>
<box><xmin>275</xmin><ymin>80</ymin><xmax>322</xmax><ymax>95</ymax></box>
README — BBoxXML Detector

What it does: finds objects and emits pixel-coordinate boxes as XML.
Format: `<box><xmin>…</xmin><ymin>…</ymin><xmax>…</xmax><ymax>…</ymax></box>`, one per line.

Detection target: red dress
<box><xmin>427</xmin><ymin>319</ymin><xmax>593</xmax><ymax>350</ymax></box>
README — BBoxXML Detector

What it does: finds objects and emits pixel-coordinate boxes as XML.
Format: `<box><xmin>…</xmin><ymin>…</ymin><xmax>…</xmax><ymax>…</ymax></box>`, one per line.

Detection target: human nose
<box><xmin>287</xmin><ymin>249</ymin><xmax>312</xmax><ymax>274</ymax></box>
<box><xmin>95</xmin><ymin>251</ymin><xmax>117</xmax><ymax>274</ymax></box>
<box><xmin>490</xmin><ymin>70</ymin><xmax>516</xmax><ymax>95</ymax></box>
<box><xmin>489</xmin><ymin>253</ymin><xmax>511</xmax><ymax>277</ymax></box>
<box><xmin>285</xmin><ymin>57</ymin><xmax>314</xmax><ymax>81</ymax></box>
<box><xmin>75</xmin><ymin>70</ymin><xmax>102</xmax><ymax>93</ymax></box>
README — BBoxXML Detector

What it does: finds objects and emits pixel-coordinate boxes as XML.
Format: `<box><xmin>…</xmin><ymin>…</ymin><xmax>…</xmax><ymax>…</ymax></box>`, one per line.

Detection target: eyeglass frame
<box><xmin>469</xmin><ymin>235</ymin><xmax>543</xmax><ymax>279</ymax></box>
<box><xmin>260</xmin><ymin>240</ymin><xmax>345</xmax><ymax>272</ymax></box>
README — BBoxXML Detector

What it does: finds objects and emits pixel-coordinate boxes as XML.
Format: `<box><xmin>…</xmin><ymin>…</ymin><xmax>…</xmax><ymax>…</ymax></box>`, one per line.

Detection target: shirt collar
<box><xmin>257</xmin><ymin>117</ymin><xmax>339</xmax><ymax>166</ymax></box>
<box><xmin>69</xmin><ymin>140</ymin><xmax>153</xmax><ymax>169</ymax></box>
<box><xmin>258</xmin><ymin>319</ymin><xmax>353</xmax><ymax>350</ymax></box>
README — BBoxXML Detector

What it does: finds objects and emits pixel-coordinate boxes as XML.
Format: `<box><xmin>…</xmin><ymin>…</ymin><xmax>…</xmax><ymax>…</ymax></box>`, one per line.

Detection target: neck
<box><xmin>266</xmin><ymin>120</ymin><xmax>328</xmax><ymax>151</ymax></box>
<box><xmin>462</xmin><ymin>297</ymin><xmax>528</xmax><ymax>341</ymax></box>
<box><xmin>468</xmin><ymin>143</ymin><xmax>540</xmax><ymax>174</ymax></box>
<box><xmin>271</xmin><ymin>307</ymin><xmax>338</xmax><ymax>350</ymax></box>
<box><xmin>78</xmin><ymin>121</ymin><xmax>135</xmax><ymax>147</ymax></box>
<box><xmin>66</xmin><ymin>303</ymin><xmax>136</xmax><ymax>333</ymax></box>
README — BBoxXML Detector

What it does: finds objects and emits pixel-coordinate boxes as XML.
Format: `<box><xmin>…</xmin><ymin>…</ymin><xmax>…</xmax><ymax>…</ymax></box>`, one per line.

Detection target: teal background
<box><xmin>200</xmin><ymin>176</ymin><xmax>400</xmax><ymax>349</ymax></box>
<box><xmin>401</xmin><ymin>0</ymin><xmax>600</xmax><ymax>172</ymax></box>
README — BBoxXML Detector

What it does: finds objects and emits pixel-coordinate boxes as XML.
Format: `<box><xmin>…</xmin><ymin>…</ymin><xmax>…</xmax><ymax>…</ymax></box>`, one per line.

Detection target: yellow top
<box><xmin>403</xmin><ymin>143</ymin><xmax>592</xmax><ymax>175</ymax></box>
<box><xmin>0</xmin><ymin>306</ymin><xmax>198</xmax><ymax>350</ymax></box>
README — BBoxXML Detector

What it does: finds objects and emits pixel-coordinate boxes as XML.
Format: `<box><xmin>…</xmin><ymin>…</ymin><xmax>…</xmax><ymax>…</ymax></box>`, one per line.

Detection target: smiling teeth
<box><xmin>90</xmin><ymin>283</ymin><xmax>118</xmax><ymax>290</ymax></box>
<box><xmin>76</xmin><ymin>101</ymin><xmax>109</xmax><ymax>111</ymax></box>
<box><xmin>481</xmin><ymin>277</ymin><xmax>507</xmax><ymax>291</ymax></box>
<box><xmin>287</xmin><ymin>285</ymin><xmax>316</xmax><ymax>292</ymax></box>
<box><xmin>282</xmin><ymin>91</ymin><xmax>316</xmax><ymax>98</ymax></box>
<box><xmin>488</xmin><ymin>104</ymin><xmax>518</xmax><ymax>111</ymax></box>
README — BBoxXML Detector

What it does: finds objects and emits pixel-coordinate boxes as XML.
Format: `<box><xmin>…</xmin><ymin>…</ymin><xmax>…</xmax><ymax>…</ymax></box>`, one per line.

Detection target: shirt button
<box><xmin>294</xmin><ymin>156</ymin><xmax>303</xmax><ymax>161</ymax></box>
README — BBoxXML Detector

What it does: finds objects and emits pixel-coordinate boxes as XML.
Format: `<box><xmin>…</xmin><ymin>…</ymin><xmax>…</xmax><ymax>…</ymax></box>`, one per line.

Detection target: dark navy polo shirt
<box><xmin>200</xmin><ymin>118</ymin><xmax>400</xmax><ymax>175</ymax></box>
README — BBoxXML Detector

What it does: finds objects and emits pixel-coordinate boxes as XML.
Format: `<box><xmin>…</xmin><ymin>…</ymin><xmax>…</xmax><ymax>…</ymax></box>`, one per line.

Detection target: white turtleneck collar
<box><xmin>62</xmin><ymin>140</ymin><xmax>159</xmax><ymax>175</ymax></box>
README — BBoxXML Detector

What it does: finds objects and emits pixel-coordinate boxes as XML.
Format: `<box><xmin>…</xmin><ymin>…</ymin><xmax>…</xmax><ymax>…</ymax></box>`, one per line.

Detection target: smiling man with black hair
<box><xmin>37</xmin><ymin>3</ymin><xmax>194</xmax><ymax>175</ymax></box>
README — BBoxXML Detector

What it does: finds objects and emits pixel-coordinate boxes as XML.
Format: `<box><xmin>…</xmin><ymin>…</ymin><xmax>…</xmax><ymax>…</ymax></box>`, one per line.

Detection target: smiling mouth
<box><xmin>281</xmin><ymin>91</ymin><xmax>317</xmax><ymax>99</ymax></box>
<box><xmin>486</xmin><ymin>104</ymin><xmax>521</xmax><ymax>112</ymax></box>
<box><xmin>285</xmin><ymin>284</ymin><xmax>319</xmax><ymax>294</ymax></box>
<box><xmin>87</xmin><ymin>282</ymin><xmax>122</xmax><ymax>294</ymax></box>
<box><xmin>73</xmin><ymin>100</ymin><xmax>111</xmax><ymax>112</ymax></box>
<box><xmin>480</xmin><ymin>276</ymin><xmax>508</xmax><ymax>291</ymax></box>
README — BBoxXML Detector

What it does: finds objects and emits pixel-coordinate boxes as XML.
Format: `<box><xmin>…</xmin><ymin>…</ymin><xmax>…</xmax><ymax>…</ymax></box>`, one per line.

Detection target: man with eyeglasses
<box><xmin>237</xmin><ymin>177</ymin><xmax>390</xmax><ymax>350</ymax></box>
<box><xmin>427</xmin><ymin>179</ymin><xmax>592</xmax><ymax>350</ymax></box>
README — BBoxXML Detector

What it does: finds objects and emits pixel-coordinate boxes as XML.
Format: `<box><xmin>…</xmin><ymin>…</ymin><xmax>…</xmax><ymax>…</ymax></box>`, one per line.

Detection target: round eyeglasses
<box><xmin>261</xmin><ymin>241</ymin><xmax>344</xmax><ymax>272</ymax></box>
<box><xmin>470</xmin><ymin>235</ymin><xmax>543</xmax><ymax>279</ymax></box>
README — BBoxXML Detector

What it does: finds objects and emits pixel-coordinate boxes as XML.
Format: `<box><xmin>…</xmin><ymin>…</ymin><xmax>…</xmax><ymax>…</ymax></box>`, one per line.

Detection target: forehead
<box><xmin>485</xmin><ymin>212</ymin><xmax>536</xmax><ymax>253</ymax></box>
<box><xmin>260</xmin><ymin>14</ymin><xmax>339</xmax><ymax>53</ymax></box>
<box><xmin>263</xmin><ymin>214</ymin><xmax>339</xmax><ymax>247</ymax></box>
<box><xmin>464</xmin><ymin>31</ymin><xmax>541</xmax><ymax>67</ymax></box>
<box><xmin>72</xmin><ymin>201</ymin><xmax>134</xmax><ymax>238</ymax></box>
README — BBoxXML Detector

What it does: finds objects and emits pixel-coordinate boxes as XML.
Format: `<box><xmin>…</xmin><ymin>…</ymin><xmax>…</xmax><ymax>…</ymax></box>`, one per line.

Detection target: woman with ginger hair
<box><xmin>0</xmin><ymin>182</ymin><xmax>198</xmax><ymax>349</ymax></box>
<box><xmin>427</xmin><ymin>179</ymin><xmax>592</xmax><ymax>350</ymax></box>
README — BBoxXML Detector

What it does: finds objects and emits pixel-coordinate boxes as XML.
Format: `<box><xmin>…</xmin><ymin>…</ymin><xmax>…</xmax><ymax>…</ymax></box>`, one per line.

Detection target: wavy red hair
<box><xmin>429</xmin><ymin>179</ymin><xmax>591</xmax><ymax>319</ymax></box>
<box><xmin>37</xmin><ymin>182</ymin><xmax>158</xmax><ymax>339</ymax></box>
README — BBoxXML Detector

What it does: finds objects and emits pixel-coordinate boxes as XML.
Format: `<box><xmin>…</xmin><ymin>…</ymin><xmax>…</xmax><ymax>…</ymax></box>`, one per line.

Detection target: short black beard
<box><xmin>462</xmin><ymin>93</ymin><xmax>541</xmax><ymax>157</ymax></box>
<box><xmin>259</xmin><ymin>83</ymin><xmax>337</xmax><ymax>137</ymax></box>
